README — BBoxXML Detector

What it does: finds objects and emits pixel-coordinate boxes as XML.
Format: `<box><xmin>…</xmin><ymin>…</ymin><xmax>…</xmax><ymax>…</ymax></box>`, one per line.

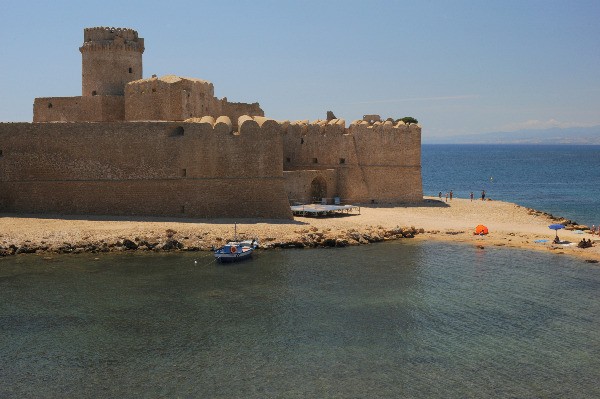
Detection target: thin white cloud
<box><xmin>497</xmin><ymin>119</ymin><xmax>600</xmax><ymax>132</ymax></box>
<box><xmin>351</xmin><ymin>94</ymin><xmax>480</xmax><ymax>105</ymax></box>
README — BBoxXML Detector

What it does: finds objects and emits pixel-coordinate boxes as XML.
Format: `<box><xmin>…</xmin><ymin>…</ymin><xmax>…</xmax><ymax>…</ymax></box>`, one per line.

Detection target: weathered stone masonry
<box><xmin>1</xmin><ymin>26</ymin><xmax>422</xmax><ymax>219</ymax></box>
<box><xmin>0</xmin><ymin>118</ymin><xmax>291</xmax><ymax>218</ymax></box>
<box><xmin>282</xmin><ymin>118</ymin><xmax>422</xmax><ymax>204</ymax></box>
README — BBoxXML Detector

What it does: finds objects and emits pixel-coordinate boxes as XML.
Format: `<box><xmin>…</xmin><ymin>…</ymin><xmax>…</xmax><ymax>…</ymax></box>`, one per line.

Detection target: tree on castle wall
<box><xmin>397</xmin><ymin>116</ymin><xmax>419</xmax><ymax>125</ymax></box>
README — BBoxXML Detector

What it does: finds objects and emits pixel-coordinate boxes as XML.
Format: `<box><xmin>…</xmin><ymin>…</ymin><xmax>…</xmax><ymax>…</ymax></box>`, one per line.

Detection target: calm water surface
<box><xmin>422</xmin><ymin>144</ymin><xmax>600</xmax><ymax>226</ymax></box>
<box><xmin>2</xmin><ymin>242</ymin><xmax>599</xmax><ymax>398</ymax></box>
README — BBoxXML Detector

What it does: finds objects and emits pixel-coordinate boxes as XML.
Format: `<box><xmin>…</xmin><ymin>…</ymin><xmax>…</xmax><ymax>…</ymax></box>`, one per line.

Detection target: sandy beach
<box><xmin>1</xmin><ymin>196</ymin><xmax>599</xmax><ymax>262</ymax></box>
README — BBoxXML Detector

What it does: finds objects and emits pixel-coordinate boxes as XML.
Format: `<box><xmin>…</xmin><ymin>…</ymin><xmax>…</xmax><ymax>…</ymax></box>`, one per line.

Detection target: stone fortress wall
<box><xmin>0</xmin><ymin>117</ymin><xmax>291</xmax><ymax>218</ymax></box>
<box><xmin>282</xmin><ymin>118</ymin><xmax>422</xmax><ymax>204</ymax></box>
<box><xmin>1</xmin><ymin>27</ymin><xmax>422</xmax><ymax>219</ymax></box>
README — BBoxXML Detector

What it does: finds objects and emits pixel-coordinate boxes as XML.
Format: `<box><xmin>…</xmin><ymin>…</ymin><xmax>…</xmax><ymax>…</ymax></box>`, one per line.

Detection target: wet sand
<box><xmin>1</xmin><ymin>197</ymin><xmax>599</xmax><ymax>262</ymax></box>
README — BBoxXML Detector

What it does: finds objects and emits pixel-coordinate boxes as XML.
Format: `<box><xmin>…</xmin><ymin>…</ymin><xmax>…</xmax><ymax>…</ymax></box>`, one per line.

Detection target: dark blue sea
<box><xmin>1</xmin><ymin>144</ymin><xmax>600</xmax><ymax>398</ymax></box>
<box><xmin>422</xmin><ymin>144</ymin><xmax>600</xmax><ymax>227</ymax></box>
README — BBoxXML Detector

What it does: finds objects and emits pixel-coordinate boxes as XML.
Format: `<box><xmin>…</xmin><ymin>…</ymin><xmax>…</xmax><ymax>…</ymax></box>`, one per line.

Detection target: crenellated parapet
<box><xmin>280</xmin><ymin>117</ymin><xmax>420</xmax><ymax>137</ymax></box>
<box><xmin>80</xmin><ymin>27</ymin><xmax>144</xmax><ymax>53</ymax></box>
<box><xmin>280</xmin><ymin>118</ymin><xmax>347</xmax><ymax>137</ymax></box>
<box><xmin>348</xmin><ymin>118</ymin><xmax>421</xmax><ymax>135</ymax></box>
<box><xmin>84</xmin><ymin>27</ymin><xmax>139</xmax><ymax>41</ymax></box>
<box><xmin>184</xmin><ymin>115</ymin><xmax>279</xmax><ymax>136</ymax></box>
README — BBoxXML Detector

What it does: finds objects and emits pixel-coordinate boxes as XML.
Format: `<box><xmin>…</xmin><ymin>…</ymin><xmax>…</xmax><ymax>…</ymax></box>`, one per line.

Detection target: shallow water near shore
<box><xmin>1</xmin><ymin>241</ymin><xmax>599</xmax><ymax>398</ymax></box>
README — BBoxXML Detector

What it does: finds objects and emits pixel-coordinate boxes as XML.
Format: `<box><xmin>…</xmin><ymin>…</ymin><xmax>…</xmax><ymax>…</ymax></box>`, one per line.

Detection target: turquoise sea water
<box><xmin>1</xmin><ymin>243</ymin><xmax>599</xmax><ymax>398</ymax></box>
<box><xmin>2</xmin><ymin>144</ymin><xmax>600</xmax><ymax>397</ymax></box>
<box><xmin>422</xmin><ymin>145</ymin><xmax>600</xmax><ymax>227</ymax></box>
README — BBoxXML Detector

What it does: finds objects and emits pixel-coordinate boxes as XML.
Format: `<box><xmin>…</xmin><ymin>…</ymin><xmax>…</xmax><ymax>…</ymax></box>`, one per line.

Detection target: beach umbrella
<box><xmin>548</xmin><ymin>224</ymin><xmax>565</xmax><ymax>237</ymax></box>
<box><xmin>475</xmin><ymin>224</ymin><xmax>489</xmax><ymax>235</ymax></box>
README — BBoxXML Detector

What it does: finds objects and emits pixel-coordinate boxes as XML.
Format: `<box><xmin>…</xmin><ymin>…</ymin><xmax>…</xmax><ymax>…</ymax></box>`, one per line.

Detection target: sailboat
<box><xmin>213</xmin><ymin>224</ymin><xmax>259</xmax><ymax>263</ymax></box>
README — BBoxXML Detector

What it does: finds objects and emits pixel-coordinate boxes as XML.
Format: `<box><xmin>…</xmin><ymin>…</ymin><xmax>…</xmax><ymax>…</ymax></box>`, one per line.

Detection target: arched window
<box><xmin>310</xmin><ymin>176</ymin><xmax>327</xmax><ymax>203</ymax></box>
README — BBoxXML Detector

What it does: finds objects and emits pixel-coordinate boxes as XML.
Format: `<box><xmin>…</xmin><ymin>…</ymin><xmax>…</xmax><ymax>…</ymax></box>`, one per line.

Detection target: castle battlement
<box><xmin>280</xmin><ymin>119</ymin><xmax>347</xmax><ymax>136</ymax></box>
<box><xmin>184</xmin><ymin>115</ymin><xmax>279</xmax><ymax>136</ymax></box>
<box><xmin>83</xmin><ymin>27</ymin><xmax>141</xmax><ymax>42</ymax></box>
<box><xmin>80</xmin><ymin>27</ymin><xmax>144</xmax><ymax>53</ymax></box>
<box><xmin>348</xmin><ymin>119</ymin><xmax>421</xmax><ymax>135</ymax></box>
<box><xmin>280</xmin><ymin>117</ymin><xmax>420</xmax><ymax>137</ymax></box>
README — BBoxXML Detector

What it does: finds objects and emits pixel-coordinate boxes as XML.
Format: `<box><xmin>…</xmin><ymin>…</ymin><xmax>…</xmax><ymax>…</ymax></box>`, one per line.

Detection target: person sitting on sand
<box><xmin>553</xmin><ymin>236</ymin><xmax>561</xmax><ymax>244</ymax></box>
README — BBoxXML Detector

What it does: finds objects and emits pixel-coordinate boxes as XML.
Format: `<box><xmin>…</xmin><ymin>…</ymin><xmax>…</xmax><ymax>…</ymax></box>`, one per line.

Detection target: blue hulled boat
<box><xmin>214</xmin><ymin>239</ymin><xmax>258</xmax><ymax>262</ymax></box>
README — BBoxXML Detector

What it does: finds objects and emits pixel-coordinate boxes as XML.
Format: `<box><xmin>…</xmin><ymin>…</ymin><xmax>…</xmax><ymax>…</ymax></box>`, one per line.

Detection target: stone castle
<box><xmin>0</xmin><ymin>27</ymin><xmax>422</xmax><ymax>219</ymax></box>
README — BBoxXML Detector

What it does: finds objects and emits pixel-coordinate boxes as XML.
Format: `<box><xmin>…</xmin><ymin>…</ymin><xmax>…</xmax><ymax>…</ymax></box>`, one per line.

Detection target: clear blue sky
<box><xmin>1</xmin><ymin>0</ymin><xmax>599</xmax><ymax>138</ymax></box>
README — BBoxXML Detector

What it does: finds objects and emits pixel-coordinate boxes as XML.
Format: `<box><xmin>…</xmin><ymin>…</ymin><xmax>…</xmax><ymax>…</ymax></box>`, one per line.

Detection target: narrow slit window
<box><xmin>286</xmin><ymin>157</ymin><xmax>291</xmax><ymax>163</ymax></box>
<box><xmin>0</xmin><ymin>150</ymin><xmax>3</xmax><ymax>157</ymax></box>
<box><xmin>339</xmin><ymin>158</ymin><xmax>346</xmax><ymax>164</ymax></box>
<box><xmin>92</xmin><ymin>90</ymin><xmax>97</xmax><ymax>96</ymax></box>
<box><xmin>48</xmin><ymin>103</ymin><xmax>53</xmax><ymax>108</ymax></box>
<box><xmin>180</xmin><ymin>168</ymin><xmax>187</xmax><ymax>177</ymax></box>
<box><xmin>312</xmin><ymin>158</ymin><xmax>318</xmax><ymax>164</ymax></box>
<box><xmin>128</xmin><ymin>67</ymin><xmax>133</xmax><ymax>73</ymax></box>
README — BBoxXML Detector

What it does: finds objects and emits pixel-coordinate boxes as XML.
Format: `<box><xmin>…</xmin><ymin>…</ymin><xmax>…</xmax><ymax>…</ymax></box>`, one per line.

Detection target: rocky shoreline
<box><xmin>522</xmin><ymin>206</ymin><xmax>591</xmax><ymax>232</ymax></box>
<box><xmin>1</xmin><ymin>198</ymin><xmax>598</xmax><ymax>262</ymax></box>
<box><xmin>0</xmin><ymin>225</ymin><xmax>424</xmax><ymax>257</ymax></box>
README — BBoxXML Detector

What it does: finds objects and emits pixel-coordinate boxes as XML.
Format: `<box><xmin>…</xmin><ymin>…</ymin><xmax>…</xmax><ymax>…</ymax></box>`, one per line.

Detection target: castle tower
<box><xmin>79</xmin><ymin>27</ymin><xmax>144</xmax><ymax>97</ymax></box>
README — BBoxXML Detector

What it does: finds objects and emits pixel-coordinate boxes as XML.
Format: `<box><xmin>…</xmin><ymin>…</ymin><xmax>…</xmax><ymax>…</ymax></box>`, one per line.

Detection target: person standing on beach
<box><xmin>439</xmin><ymin>191</ymin><xmax>442</xmax><ymax>199</ymax></box>
<box><xmin>470</xmin><ymin>192</ymin><xmax>474</xmax><ymax>201</ymax></box>
<box><xmin>449</xmin><ymin>190</ymin><xmax>453</xmax><ymax>200</ymax></box>
<box><xmin>445</xmin><ymin>192</ymin><xmax>448</xmax><ymax>202</ymax></box>
<box><xmin>481</xmin><ymin>190</ymin><xmax>486</xmax><ymax>201</ymax></box>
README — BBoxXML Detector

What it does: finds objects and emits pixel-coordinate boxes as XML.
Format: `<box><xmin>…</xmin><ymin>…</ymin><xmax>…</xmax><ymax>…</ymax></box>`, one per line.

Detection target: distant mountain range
<box><xmin>424</xmin><ymin>126</ymin><xmax>600</xmax><ymax>145</ymax></box>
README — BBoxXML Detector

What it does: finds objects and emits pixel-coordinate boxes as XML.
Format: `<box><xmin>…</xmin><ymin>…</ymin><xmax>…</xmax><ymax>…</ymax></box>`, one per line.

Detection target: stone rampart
<box><xmin>282</xmin><ymin>118</ymin><xmax>422</xmax><ymax>203</ymax></box>
<box><xmin>0</xmin><ymin>117</ymin><xmax>292</xmax><ymax>219</ymax></box>
<box><xmin>33</xmin><ymin>96</ymin><xmax>125</xmax><ymax>122</ymax></box>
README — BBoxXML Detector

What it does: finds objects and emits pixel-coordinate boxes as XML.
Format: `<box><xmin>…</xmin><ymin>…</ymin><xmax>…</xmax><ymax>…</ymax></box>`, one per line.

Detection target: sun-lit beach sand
<box><xmin>1</xmin><ymin>197</ymin><xmax>599</xmax><ymax>262</ymax></box>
